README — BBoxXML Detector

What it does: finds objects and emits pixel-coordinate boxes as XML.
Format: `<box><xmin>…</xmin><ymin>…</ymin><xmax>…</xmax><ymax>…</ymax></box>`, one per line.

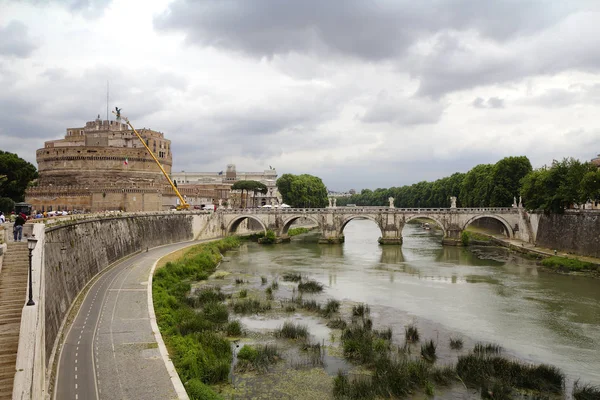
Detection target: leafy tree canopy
<box><xmin>0</xmin><ymin>150</ymin><xmax>38</xmax><ymax>202</ymax></box>
<box><xmin>276</xmin><ymin>174</ymin><xmax>328</xmax><ymax>208</ymax></box>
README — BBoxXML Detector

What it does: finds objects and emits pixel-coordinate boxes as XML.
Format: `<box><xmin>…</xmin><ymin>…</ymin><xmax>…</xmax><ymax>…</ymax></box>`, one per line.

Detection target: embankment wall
<box><xmin>43</xmin><ymin>212</ymin><xmax>227</xmax><ymax>363</ymax></box>
<box><xmin>531</xmin><ymin>211</ymin><xmax>600</xmax><ymax>258</ymax></box>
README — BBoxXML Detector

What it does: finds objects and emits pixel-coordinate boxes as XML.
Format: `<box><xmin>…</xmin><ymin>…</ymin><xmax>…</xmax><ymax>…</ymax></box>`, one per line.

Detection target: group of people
<box><xmin>0</xmin><ymin>211</ymin><xmax>27</xmax><ymax>241</ymax></box>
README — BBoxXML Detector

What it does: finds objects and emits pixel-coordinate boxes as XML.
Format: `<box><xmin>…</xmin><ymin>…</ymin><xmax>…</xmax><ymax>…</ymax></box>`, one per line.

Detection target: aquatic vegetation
<box><xmin>270</xmin><ymin>280</ymin><xmax>279</xmax><ymax>290</ymax></box>
<box><xmin>373</xmin><ymin>327</ymin><xmax>392</xmax><ymax>341</ymax></box>
<box><xmin>322</xmin><ymin>299</ymin><xmax>341</xmax><ymax>317</ymax></box>
<box><xmin>351</xmin><ymin>303</ymin><xmax>370</xmax><ymax>318</ymax></box>
<box><xmin>185</xmin><ymin>378</ymin><xmax>222</xmax><ymax>400</ymax></box>
<box><xmin>236</xmin><ymin>344</ymin><xmax>280</xmax><ymax>373</ymax></box>
<box><xmin>341</xmin><ymin>323</ymin><xmax>377</xmax><ymax>363</ymax></box>
<box><xmin>449</xmin><ymin>337</ymin><xmax>463</xmax><ymax>350</ymax></box>
<box><xmin>294</xmin><ymin>341</ymin><xmax>325</xmax><ymax>369</ymax></box>
<box><xmin>541</xmin><ymin>256</ymin><xmax>598</xmax><ymax>272</ymax></box>
<box><xmin>260</xmin><ymin>276</ymin><xmax>268</xmax><ymax>285</ymax></box>
<box><xmin>226</xmin><ymin>320</ymin><xmax>242</xmax><ymax>336</ymax></box>
<box><xmin>405</xmin><ymin>324</ymin><xmax>420</xmax><ymax>342</ymax></box>
<box><xmin>284</xmin><ymin>304</ymin><xmax>296</xmax><ymax>312</ymax></box>
<box><xmin>238</xmin><ymin>289</ymin><xmax>247</xmax><ymax>298</ymax></box>
<box><xmin>420</xmin><ymin>340</ymin><xmax>437</xmax><ymax>362</ymax></box>
<box><xmin>473</xmin><ymin>342</ymin><xmax>502</xmax><ymax>355</ymax></box>
<box><xmin>276</xmin><ymin>321</ymin><xmax>309</xmax><ymax>339</ymax></box>
<box><xmin>573</xmin><ymin>379</ymin><xmax>600</xmax><ymax>399</ymax></box>
<box><xmin>456</xmin><ymin>353</ymin><xmax>564</xmax><ymax>394</ymax></box>
<box><xmin>327</xmin><ymin>318</ymin><xmax>347</xmax><ymax>330</ymax></box>
<box><xmin>202</xmin><ymin>302</ymin><xmax>229</xmax><ymax>324</ymax></box>
<box><xmin>187</xmin><ymin>286</ymin><xmax>225</xmax><ymax>307</ymax></box>
<box><xmin>235</xmin><ymin>278</ymin><xmax>245</xmax><ymax>285</ymax></box>
<box><xmin>300</xmin><ymin>299</ymin><xmax>321</xmax><ymax>312</ymax></box>
<box><xmin>288</xmin><ymin>227</ymin><xmax>311</xmax><ymax>236</ymax></box>
<box><xmin>232</xmin><ymin>299</ymin><xmax>272</xmax><ymax>314</ymax></box>
<box><xmin>298</xmin><ymin>280</ymin><xmax>324</xmax><ymax>293</ymax></box>
<box><xmin>282</xmin><ymin>272</ymin><xmax>302</xmax><ymax>282</ymax></box>
<box><xmin>265</xmin><ymin>287</ymin><xmax>274</xmax><ymax>300</ymax></box>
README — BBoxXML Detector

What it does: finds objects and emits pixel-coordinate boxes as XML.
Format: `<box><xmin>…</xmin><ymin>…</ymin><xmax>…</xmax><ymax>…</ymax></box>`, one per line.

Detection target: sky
<box><xmin>1</xmin><ymin>0</ymin><xmax>600</xmax><ymax>191</ymax></box>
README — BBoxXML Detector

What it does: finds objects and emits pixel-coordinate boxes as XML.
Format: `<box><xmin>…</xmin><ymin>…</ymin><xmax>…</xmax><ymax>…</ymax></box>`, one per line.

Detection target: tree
<box><xmin>489</xmin><ymin>156</ymin><xmax>532</xmax><ymax>207</ymax></box>
<box><xmin>276</xmin><ymin>174</ymin><xmax>328</xmax><ymax>208</ymax></box>
<box><xmin>231</xmin><ymin>180</ymin><xmax>266</xmax><ymax>208</ymax></box>
<box><xmin>0</xmin><ymin>151</ymin><xmax>38</xmax><ymax>202</ymax></box>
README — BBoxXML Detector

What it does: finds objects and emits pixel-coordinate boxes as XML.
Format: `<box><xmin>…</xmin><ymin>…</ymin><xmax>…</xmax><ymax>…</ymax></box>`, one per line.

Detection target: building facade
<box><xmin>26</xmin><ymin>117</ymin><xmax>176</xmax><ymax>212</ymax></box>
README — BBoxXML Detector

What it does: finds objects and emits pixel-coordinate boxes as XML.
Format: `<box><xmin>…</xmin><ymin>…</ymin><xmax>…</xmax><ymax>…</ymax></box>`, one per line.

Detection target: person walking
<box><xmin>0</xmin><ymin>211</ymin><xmax>5</xmax><ymax>223</ymax></box>
<box><xmin>13</xmin><ymin>212</ymin><xmax>26</xmax><ymax>241</ymax></box>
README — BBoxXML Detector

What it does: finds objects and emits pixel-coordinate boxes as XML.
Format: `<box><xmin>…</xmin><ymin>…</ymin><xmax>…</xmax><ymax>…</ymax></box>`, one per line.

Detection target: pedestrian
<box><xmin>14</xmin><ymin>212</ymin><xmax>26</xmax><ymax>242</ymax></box>
<box><xmin>0</xmin><ymin>211</ymin><xmax>5</xmax><ymax>223</ymax></box>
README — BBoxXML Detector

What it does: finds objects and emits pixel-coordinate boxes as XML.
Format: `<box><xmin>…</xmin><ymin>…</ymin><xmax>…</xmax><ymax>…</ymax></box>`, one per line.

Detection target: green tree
<box><xmin>231</xmin><ymin>180</ymin><xmax>267</xmax><ymax>208</ymax></box>
<box><xmin>0</xmin><ymin>151</ymin><xmax>38</xmax><ymax>202</ymax></box>
<box><xmin>276</xmin><ymin>174</ymin><xmax>328</xmax><ymax>208</ymax></box>
<box><xmin>489</xmin><ymin>156</ymin><xmax>532</xmax><ymax>207</ymax></box>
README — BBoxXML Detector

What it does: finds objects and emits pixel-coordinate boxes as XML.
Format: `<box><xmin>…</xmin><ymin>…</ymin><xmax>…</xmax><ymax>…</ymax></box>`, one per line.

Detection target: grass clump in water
<box><xmin>202</xmin><ymin>302</ymin><xmax>229</xmax><ymax>324</ymax></box>
<box><xmin>351</xmin><ymin>303</ymin><xmax>370</xmax><ymax>318</ymax></box>
<box><xmin>232</xmin><ymin>298</ymin><xmax>271</xmax><ymax>314</ymax></box>
<box><xmin>236</xmin><ymin>344</ymin><xmax>280</xmax><ymax>373</ymax></box>
<box><xmin>573</xmin><ymin>380</ymin><xmax>600</xmax><ymax>399</ymax></box>
<box><xmin>298</xmin><ymin>280</ymin><xmax>324</xmax><ymax>293</ymax></box>
<box><xmin>225</xmin><ymin>320</ymin><xmax>242</xmax><ymax>336</ymax></box>
<box><xmin>322</xmin><ymin>299</ymin><xmax>341</xmax><ymax>317</ymax></box>
<box><xmin>270</xmin><ymin>280</ymin><xmax>279</xmax><ymax>290</ymax></box>
<box><xmin>235</xmin><ymin>278</ymin><xmax>245</xmax><ymax>285</ymax></box>
<box><xmin>260</xmin><ymin>276</ymin><xmax>267</xmax><ymax>285</ymax></box>
<box><xmin>282</xmin><ymin>272</ymin><xmax>302</xmax><ymax>282</ymax></box>
<box><xmin>405</xmin><ymin>324</ymin><xmax>420</xmax><ymax>342</ymax></box>
<box><xmin>449</xmin><ymin>337</ymin><xmax>463</xmax><ymax>350</ymax></box>
<box><xmin>187</xmin><ymin>286</ymin><xmax>225</xmax><ymax>307</ymax></box>
<box><xmin>420</xmin><ymin>340</ymin><xmax>437</xmax><ymax>362</ymax></box>
<box><xmin>276</xmin><ymin>321</ymin><xmax>309</xmax><ymax>339</ymax></box>
<box><xmin>238</xmin><ymin>289</ymin><xmax>247</xmax><ymax>298</ymax></box>
<box><xmin>288</xmin><ymin>227</ymin><xmax>310</xmax><ymax>236</ymax></box>
<box><xmin>541</xmin><ymin>256</ymin><xmax>598</xmax><ymax>272</ymax></box>
<box><xmin>265</xmin><ymin>287</ymin><xmax>274</xmax><ymax>300</ymax></box>
<box><xmin>456</xmin><ymin>353</ymin><xmax>564</xmax><ymax>394</ymax></box>
<box><xmin>473</xmin><ymin>342</ymin><xmax>502</xmax><ymax>354</ymax></box>
<box><xmin>300</xmin><ymin>299</ymin><xmax>321</xmax><ymax>312</ymax></box>
<box><xmin>327</xmin><ymin>318</ymin><xmax>347</xmax><ymax>330</ymax></box>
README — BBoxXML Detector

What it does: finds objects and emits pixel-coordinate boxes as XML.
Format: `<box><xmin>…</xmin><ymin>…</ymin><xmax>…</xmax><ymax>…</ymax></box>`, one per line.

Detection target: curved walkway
<box><xmin>54</xmin><ymin>240</ymin><xmax>203</xmax><ymax>400</ymax></box>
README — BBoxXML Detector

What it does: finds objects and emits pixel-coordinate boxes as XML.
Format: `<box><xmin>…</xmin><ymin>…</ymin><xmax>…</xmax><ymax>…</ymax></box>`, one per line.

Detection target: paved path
<box><xmin>54</xmin><ymin>241</ymin><xmax>199</xmax><ymax>400</ymax></box>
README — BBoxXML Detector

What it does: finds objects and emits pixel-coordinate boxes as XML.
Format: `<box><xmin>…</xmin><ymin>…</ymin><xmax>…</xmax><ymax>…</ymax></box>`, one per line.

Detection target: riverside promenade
<box><xmin>53</xmin><ymin>240</ymin><xmax>204</xmax><ymax>400</ymax></box>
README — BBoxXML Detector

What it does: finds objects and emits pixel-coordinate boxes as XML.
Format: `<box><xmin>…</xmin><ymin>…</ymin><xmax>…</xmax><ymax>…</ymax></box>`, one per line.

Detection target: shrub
<box><xmin>298</xmin><ymin>280</ymin><xmax>324</xmax><ymax>293</ymax></box>
<box><xmin>276</xmin><ymin>321</ymin><xmax>309</xmax><ymax>339</ymax></box>
<box><xmin>405</xmin><ymin>324</ymin><xmax>419</xmax><ymax>342</ymax></box>
<box><xmin>202</xmin><ymin>302</ymin><xmax>229</xmax><ymax>324</ymax></box>
<box><xmin>260</xmin><ymin>229</ymin><xmax>277</xmax><ymax>244</ymax></box>
<box><xmin>237</xmin><ymin>345</ymin><xmax>259</xmax><ymax>361</ymax></box>
<box><xmin>185</xmin><ymin>378</ymin><xmax>222</xmax><ymax>400</ymax></box>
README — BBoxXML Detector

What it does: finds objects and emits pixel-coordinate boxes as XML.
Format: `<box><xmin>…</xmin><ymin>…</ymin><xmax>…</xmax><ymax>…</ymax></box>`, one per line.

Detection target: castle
<box><xmin>26</xmin><ymin>117</ymin><xmax>279</xmax><ymax>212</ymax></box>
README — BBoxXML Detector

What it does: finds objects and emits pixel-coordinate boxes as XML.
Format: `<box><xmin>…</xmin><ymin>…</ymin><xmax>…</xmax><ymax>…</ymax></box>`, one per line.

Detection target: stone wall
<box><xmin>533</xmin><ymin>211</ymin><xmax>600</xmax><ymax>257</ymax></box>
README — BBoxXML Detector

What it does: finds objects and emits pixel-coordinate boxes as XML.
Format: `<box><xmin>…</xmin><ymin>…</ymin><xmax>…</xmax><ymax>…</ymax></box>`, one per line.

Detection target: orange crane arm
<box><xmin>113</xmin><ymin>111</ymin><xmax>189</xmax><ymax>209</ymax></box>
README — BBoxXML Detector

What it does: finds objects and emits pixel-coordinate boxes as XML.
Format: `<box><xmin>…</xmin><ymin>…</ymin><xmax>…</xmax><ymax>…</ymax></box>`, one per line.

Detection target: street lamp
<box><xmin>26</xmin><ymin>237</ymin><xmax>38</xmax><ymax>306</ymax></box>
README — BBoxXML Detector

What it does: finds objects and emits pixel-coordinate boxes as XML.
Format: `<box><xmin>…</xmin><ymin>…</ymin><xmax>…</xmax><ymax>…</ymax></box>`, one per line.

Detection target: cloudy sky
<box><xmin>1</xmin><ymin>0</ymin><xmax>600</xmax><ymax>190</ymax></box>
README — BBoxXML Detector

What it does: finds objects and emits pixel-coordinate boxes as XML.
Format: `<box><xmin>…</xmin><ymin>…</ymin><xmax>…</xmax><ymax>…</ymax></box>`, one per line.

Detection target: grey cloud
<box><xmin>472</xmin><ymin>97</ymin><xmax>505</xmax><ymax>109</ymax></box>
<box><xmin>0</xmin><ymin>21</ymin><xmax>38</xmax><ymax>58</ymax></box>
<box><xmin>520</xmin><ymin>84</ymin><xmax>600</xmax><ymax>108</ymax></box>
<box><xmin>154</xmin><ymin>0</ymin><xmax>580</xmax><ymax>60</ymax></box>
<box><xmin>20</xmin><ymin>0</ymin><xmax>113</xmax><ymax>18</ymax></box>
<box><xmin>362</xmin><ymin>91</ymin><xmax>445</xmax><ymax>125</ymax></box>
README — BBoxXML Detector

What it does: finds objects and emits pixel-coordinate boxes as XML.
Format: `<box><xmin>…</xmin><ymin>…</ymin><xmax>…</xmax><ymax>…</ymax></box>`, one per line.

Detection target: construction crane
<box><xmin>112</xmin><ymin>109</ymin><xmax>189</xmax><ymax>210</ymax></box>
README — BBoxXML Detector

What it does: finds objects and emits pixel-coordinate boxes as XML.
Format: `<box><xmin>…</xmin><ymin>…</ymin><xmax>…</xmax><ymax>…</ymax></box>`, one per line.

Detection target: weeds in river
<box><xmin>187</xmin><ymin>286</ymin><xmax>225</xmax><ymax>307</ymax></box>
<box><xmin>282</xmin><ymin>272</ymin><xmax>302</xmax><ymax>282</ymax></box>
<box><xmin>202</xmin><ymin>302</ymin><xmax>229</xmax><ymax>324</ymax></box>
<box><xmin>573</xmin><ymin>379</ymin><xmax>600</xmax><ymax>399</ymax></box>
<box><xmin>261</xmin><ymin>276</ymin><xmax>267</xmax><ymax>285</ymax></box>
<box><xmin>327</xmin><ymin>318</ymin><xmax>347</xmax><ymax>330</ymax></box>
<box><xmin>473</xmin><ymin>342</ymin><xmax>502</xmax><ymax>355</ymax></box>
<box><xmin>276</xmin><ymin>321</ymin><xmax>309</xmax><ymax>339</ymax></box>
<box><xmin>270</xmin><ymin>280</ymin><xmax>279</xmax><ymax>290</ymax></box>
<box><xmin>322</xmin><ymin>299</ymin><xmax>340</xmax><ymax>317</ymax></box>
<box><xmin>449</xmin><ymin>337</ymin><xmax>463</xmax><ymax>350</ymax></box>
<box><xmin>456</xmin><ymin>353</ymin><xmax>564</xmax><ymax>394</ymax></box>
<box><xmin>265</xmin><ymin>287</ymin><xmax>274</xmax><ymax>300</ymax></box>
<box><xmin>226</xmin><ymin>320</ymin><xmax>242</xmax><ymax>336</ymax></box>
<box><xmin>238</xmin><ymin>289</ymin><xmax>247</xmax><ymax>298</ymax></box>
<box><xmin>293</xmin><ymin>341</ymin><xmax>325</xmax><ymax>369</ymax></box>
<box><xmin>235</xmin><ymin>278</ymin><xmax>245</xmax><ymax>285</ymax></box>
<box><xmin>351</xmin><ymin>303</ymin><xmax>370</xmax><ymax>318</ymax></box>
<box><xmin>405</xmin><ymin>324</ymin><xmax>420</xmax><ymax>342</ymax></box>
<box><xmin>373</xmin><ymin>327</ymin><xmax>392</xmax><ymax>341</ymax></box>
<box><xmin>236</xmin><ymin>344</ymin><xmax>280</xmax><ymax>373</ymax></box>
<box><xmin>232</xmin><ymin>299</ymin><xmax>271</xmax><ymax>314</ymax></box>
<box><xmin>420</xmin><ymin>340</ymin><xmax>437</xmax><ymax>362</ymax></box>
<box><xmin>298</xmin><ymin>280</ymin><xmax>324</xmax><ymax>293</ymax></box>
<box><xmin>300</xmin><ymin>299</ymin><xmax>321</xmax><ymax>312</ymax></box>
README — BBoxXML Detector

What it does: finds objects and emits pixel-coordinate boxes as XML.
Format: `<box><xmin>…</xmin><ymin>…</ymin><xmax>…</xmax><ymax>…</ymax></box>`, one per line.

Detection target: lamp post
<box><xmin>27</xmin><ymin>237</ymin><xmax>38</xmax><ymax>306</ymax></box>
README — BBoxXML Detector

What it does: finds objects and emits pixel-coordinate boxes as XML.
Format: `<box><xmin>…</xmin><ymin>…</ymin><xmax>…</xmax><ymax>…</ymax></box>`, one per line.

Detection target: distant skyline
<box><xmin>1</xmin><ymin>0</ymin><xmax>600</xmax><ymax>191</ymax></box>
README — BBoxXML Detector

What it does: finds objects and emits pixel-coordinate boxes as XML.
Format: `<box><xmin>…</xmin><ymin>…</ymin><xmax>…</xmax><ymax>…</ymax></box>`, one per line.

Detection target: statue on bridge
<box><xmin>450</xmin><ymin>196</ymin><xmax>457</xmax><ymax>208</ymax></box>
<box><xmin>513</xmin><ymin>197</ymin><xmax>517</xmax><ymax>208</ymax></box>
<box><xmin>388</xmin><ymin>197</ymin><xmax>395</xmax><ymax>208</ymax></box>
<box><xmin>333</xmin><ymin>198</ymin><xmax>337</xmax><ymax>208</ymax></box>
<box><xmin>518</xmin><ymin>196</ymin><xmax>523</xmax><ymax>208</ymax></box>
<box><xmin>328</xmin><ymin>197</ymin><xmax>333</xmax><ymax>208</ymax></box>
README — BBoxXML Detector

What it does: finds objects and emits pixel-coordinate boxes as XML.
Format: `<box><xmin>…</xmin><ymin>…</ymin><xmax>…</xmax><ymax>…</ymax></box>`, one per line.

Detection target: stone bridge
<box><xmin>216</xmin><ymin>206</ymin><xmax>533</xmax><ymax>245</ymax></box>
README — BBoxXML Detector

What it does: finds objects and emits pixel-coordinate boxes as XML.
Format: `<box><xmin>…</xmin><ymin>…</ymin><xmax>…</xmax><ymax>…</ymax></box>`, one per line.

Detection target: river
<box><xmin>218</xmin><ymin>219</ymin><xmax>600</xmax><ymax>397</ymax></box>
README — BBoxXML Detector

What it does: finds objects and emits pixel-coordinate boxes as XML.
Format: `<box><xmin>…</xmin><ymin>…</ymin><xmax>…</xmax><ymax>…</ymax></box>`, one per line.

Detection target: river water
<box><xmin>220</xmin><ymin>220</ymin><xmax>600</xmax><ymax>391</ymax></box>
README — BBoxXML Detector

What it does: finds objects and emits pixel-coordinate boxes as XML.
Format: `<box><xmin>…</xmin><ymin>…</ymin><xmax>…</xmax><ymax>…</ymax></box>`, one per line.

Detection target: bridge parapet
<box><xmin>218</xmin><ymin>207</ymin><xmax>517</xmax><ymax>214</ymax></box>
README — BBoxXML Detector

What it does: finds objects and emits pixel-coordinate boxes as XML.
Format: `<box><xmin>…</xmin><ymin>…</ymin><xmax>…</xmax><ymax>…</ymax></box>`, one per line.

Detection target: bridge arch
<box><xmin>340</xmin><ymin>215</ymin><xmax>384</xmax><ymax>237</ymax></box>
<box><xmin>462</xmin><ymin>214</ymin><xmax>514</xmax><ymax>238</ymax></box>
<box><xmin>404</xmin><ymin>215</ymin><xmax>447</xmax><ymax>237</ymax></box>
<box><xmin>226</xmin><ymin>215</ymin><xmax>267</xmax><ymax>236</ymax></box>
<box><xmin>281</xmin><ymin>215</ymin><xmax>321</xmax><ymax>236</ymax></box>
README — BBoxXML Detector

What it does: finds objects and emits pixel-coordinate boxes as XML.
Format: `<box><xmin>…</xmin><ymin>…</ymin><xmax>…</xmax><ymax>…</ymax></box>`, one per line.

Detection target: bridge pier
<box><xmin>318</xmin><ymin>230</ymin><xmax>345</xmax><ymax>244</ymax></box>
<box><xmin>442</xmin><ymin>227</ymin><xmax>463</xmax><ymax>246</ymax></box>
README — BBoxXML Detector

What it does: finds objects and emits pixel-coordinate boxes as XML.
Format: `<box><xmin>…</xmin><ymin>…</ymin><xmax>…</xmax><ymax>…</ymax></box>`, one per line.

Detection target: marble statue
<box><xmin>388</xmin><ymin>197</ymin><xmax>395</xmax><ymax>208</ymax></box>
<box><xmin>333</xmin><ymin>198</ymin><xmax>337</xmax><ymax>208</ymax></box>
<box><xmin>328</xmin><ymin>197</ymin><xmax>332</xmax><ymax>208</ymax></box>
<box><xmin>450</xmin><ymin>196</ymin><xmax>457</xmax><ymax>208</ymax></box>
